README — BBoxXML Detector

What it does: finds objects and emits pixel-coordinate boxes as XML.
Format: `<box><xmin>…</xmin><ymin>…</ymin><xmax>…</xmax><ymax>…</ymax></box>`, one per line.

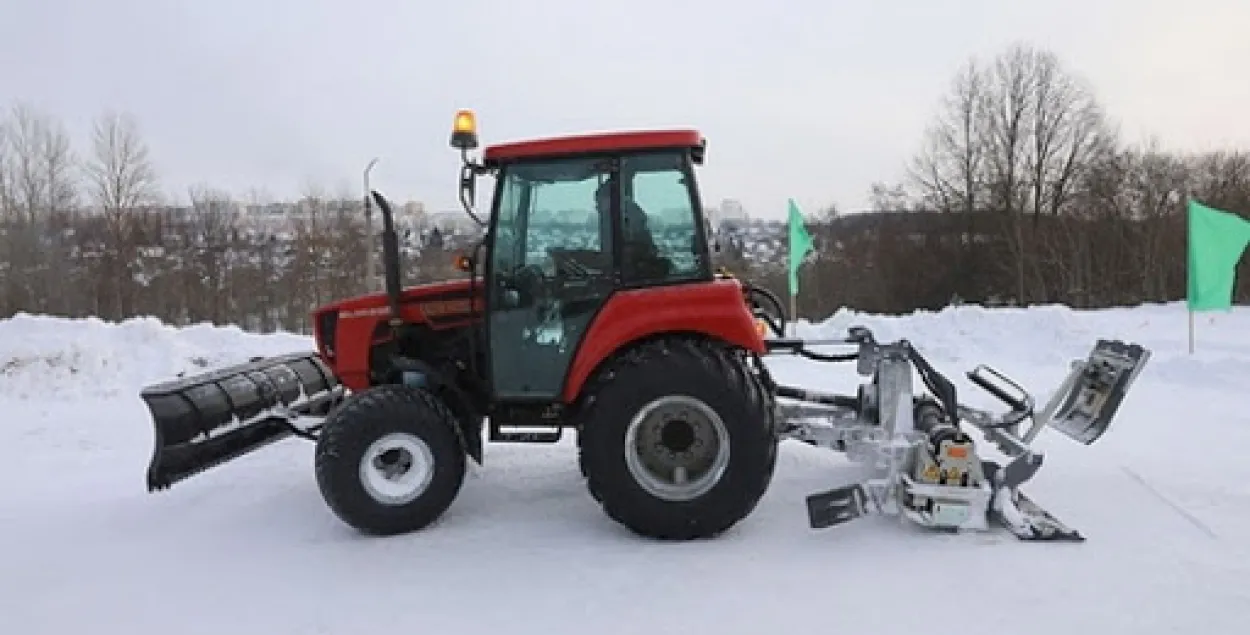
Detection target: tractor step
<box><xmin>488</xmin><ymin>404</ymin><xmax>566</xmax><ymax>443</ymax></box>
<box><xmin>490</xmin><ymin>428</ymin><xmax>563</xmax><ymax>443</ymax></box>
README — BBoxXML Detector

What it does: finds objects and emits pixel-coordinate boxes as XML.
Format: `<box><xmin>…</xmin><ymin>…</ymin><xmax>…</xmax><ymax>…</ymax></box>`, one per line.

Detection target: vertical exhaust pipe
<box><xmin>370</xmin><ymin>190</ymin><xmax>403</xmax><ymax>326</ymax></box>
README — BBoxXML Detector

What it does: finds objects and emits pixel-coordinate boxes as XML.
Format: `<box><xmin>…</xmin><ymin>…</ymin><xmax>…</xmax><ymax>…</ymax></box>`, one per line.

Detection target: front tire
<box><xmin>314</xmin><ymin>384</ymin><xmax>466</xmax><ymax>535</ymax></box>
<box><xmin>576</xmin><ymin>337</ymin><xmax>778</xmax><ymax>540</ymax></box>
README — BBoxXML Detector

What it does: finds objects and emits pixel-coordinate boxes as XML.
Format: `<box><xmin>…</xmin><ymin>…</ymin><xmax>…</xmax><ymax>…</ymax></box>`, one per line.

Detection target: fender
<box><xmin>392</xmin><ymin>356</ymin><xmax>484</xmax><ymax>464</ymax></box>
<box><xmin>561</xmin><ymin>278</ymin><xmax>766</xmax><ymax>403</ymax></box>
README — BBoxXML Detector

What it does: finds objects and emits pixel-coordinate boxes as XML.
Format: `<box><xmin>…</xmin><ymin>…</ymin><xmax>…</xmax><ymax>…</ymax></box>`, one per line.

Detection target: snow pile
<box><xmin>0</xmin><ymin>313</ymin><xmax>312</xmax><ymax>400</ymax></box>
<box><xmin>790</xmin><ymin>301</ymin><xmax>1250</xmax><ymax>390</ymax></box>
<box><xmin>2</xmin><ymin>301</ymin><xmax>1247</xmax><ymax>399</ymax></box>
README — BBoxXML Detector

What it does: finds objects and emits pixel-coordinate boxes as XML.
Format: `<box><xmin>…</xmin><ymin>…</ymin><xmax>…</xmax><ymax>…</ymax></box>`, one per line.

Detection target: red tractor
<box><xmin>140</xmin><ymin>111</ymin><xmax>1150</xmax><ymax>542</ymax></box>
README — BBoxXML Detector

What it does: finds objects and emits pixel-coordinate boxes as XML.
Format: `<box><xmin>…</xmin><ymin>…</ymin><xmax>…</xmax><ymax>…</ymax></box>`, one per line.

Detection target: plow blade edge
<box><xmin>141</xmin><ymin>352</ymin><xmax>344</xmax><ymax>491</ymax></box>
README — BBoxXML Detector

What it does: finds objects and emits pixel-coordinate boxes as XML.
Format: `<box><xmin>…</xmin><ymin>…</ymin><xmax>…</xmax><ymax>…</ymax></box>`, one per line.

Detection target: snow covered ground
<box><xmin>2</xmin><ymin>303</ymin><xmax>1248</xmax><ymax>634</ymax></box>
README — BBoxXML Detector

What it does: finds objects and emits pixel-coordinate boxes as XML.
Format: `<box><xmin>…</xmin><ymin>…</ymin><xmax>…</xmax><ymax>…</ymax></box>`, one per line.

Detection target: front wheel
<box><xmin>314</xmin><ymin>384</ymin><xmax>466</xmax><ymax>535</ymax></box>
<box><xmin>576</xmin><ymin>337</ymin><xmax>778</xmax><ymax>540</ymax></box>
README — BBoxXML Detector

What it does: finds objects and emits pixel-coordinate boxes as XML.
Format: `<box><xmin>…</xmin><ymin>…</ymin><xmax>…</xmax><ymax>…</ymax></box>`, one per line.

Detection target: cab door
<box><xmin>483</xmin><ymin>156</ymin><xmax>619</xmax><ymax>401</ymax></box>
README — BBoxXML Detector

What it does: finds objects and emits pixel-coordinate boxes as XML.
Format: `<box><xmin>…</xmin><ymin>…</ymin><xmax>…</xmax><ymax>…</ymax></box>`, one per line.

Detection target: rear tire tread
<box><xmin>574</xmin><ymin>336</ymin><xmax>777</xmax><ymax>540</ymax></box>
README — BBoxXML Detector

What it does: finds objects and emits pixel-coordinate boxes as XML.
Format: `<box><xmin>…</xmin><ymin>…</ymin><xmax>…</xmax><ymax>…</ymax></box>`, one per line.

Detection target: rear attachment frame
<box><xmin>761</xmin><ymin>327</ymin><xmax>1150</xmax><ymax>542</ymax></box>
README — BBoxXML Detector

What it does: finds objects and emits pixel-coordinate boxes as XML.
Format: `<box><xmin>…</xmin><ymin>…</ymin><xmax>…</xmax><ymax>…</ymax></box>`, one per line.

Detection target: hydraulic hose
<box><xmin>743</xmin><ymin>282</ymin><xmax>787</xmax><ymax>338</ymax></box>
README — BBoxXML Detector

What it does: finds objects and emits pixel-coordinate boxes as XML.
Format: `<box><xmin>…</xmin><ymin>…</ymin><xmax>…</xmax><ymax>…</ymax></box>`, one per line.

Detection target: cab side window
<box><xmin>619</xmin><ymin>153</ymin><xmax>710</xmax><ymax>286</ymax></box>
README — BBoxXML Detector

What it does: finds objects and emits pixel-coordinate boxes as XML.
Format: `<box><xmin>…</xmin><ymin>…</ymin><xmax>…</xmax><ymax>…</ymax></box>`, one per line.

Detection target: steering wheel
<box><xmin>548</xmin><ymin>248</ymin><xmax>604</xmax><ymax>279</ymax></box>
<box><xmin>504</xmin><ymin>264</ymin><xmax>550</xmax><ymax>308</ymax></box>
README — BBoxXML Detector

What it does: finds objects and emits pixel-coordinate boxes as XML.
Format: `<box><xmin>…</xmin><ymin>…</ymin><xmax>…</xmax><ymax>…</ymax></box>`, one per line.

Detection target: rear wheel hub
<box><xmin>624</xmin><ymin>395</ymin><xmax>730</xmax><ymax>502</ymax></box>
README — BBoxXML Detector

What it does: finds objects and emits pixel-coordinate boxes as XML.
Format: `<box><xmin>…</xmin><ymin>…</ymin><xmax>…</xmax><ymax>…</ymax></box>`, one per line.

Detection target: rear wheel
<box><xmin>314</xmin><ymin>384</ymin><xmax>466</xmax><ymax>535</ymax></box>
<box><xmin>576</xmin><ymin>337</ymin><xmax>778</xmax><ymax>540</ymax></box>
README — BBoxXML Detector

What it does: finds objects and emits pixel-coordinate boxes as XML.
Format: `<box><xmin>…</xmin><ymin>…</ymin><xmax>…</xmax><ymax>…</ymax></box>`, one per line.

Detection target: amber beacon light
<box><xmin>450</xmin><ymin>109</ymin><xmax>479</xmax><ymax>150</ymax></box>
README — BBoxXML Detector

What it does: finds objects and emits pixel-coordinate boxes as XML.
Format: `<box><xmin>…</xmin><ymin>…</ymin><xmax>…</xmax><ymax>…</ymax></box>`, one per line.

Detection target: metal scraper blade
<box><xmin>806</xmin><ymin>483</ymin><xmax>869</xmax><ymax>529</ymax></box>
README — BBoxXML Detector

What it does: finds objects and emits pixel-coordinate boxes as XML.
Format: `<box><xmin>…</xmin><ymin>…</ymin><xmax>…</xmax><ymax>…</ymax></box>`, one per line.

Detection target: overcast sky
<box><xmin>3</xmin><ymin>0</ymin><xmax>1248</xmax><ymax>218</ymax></box>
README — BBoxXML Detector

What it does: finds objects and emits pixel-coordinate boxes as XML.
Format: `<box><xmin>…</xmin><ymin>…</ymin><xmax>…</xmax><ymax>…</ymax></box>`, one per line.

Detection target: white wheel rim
<box><xmin>624</xmin><ymin>395</ymin><xmax>731</xmax><ymax>502</ymax></box>
<box><xmin>358</xmin><ymin>432</ymin><xmax>435</xmax><ymax>506</ymax></box>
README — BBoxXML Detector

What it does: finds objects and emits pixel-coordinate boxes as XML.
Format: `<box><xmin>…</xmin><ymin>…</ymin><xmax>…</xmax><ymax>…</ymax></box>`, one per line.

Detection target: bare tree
<box><xmin>6</xmin><ymin>104</ymin><xmax>47</xmax><ymax>223</ymax></box>
<box><xmin>36</xmin><ymin>108</ymin><xmax>78</xmax><ymax>314</ymax></box>
<box><xmin>866</xmin><ymin>182</ymin><xmax>913</xmax><ymax>212</ymax></box>
<box><xmin>83</xmin><ymin>110</ymin><xmax>158</xmax><ymax>215</ymax></box>
<box><xmin>3</xmin><ymin>103</ymin><xmax>77</xmax><ymax>215</ymax></box>
<box><xmin>1021</xmin><ymin>49</ymin><xmax>1115</xmax><ymax>219</ymax></box>
<box><xmin>0</xmin><ymin>112</ymin><xmax>14</xmax><ymax>316</ymax></box>
<box><xmin>887</xmin><ymin>43</ymin><xmax>1117</xmax><ymax>304</ymax></box>
<box><xmin>0</xmin><ymin>105</ymin><xmax>80</xmax><ymax>313</ymax></box>
<box><xmin>893</xmin><ymin>60</ymin><xmax>995</xmax><ymax>298</ymax></box>
<box><xmin>1080</xmin><ymin>140</ymin><xmax>1190</xmax><ymax>301</ymax></box>
<box><xmin>0</xmin><ymin>115</ymin><xmax>9</xmax><ymax>215</ymax></box>
<box><xmin>984</xmin><ymin>45</ymin><xmax>1118</xmax><ymax>302</ymax></box>
<box><xmin>181</xmin><ymin>185</ymin><xmax>240</xmax><ymax>324</ymax></box>
<box><xmin>82</xmin><ymin>110</ymin><xmax>159</xmax><ymax>318</ymax></box>
<box><xmin>906</xmin><ymin>59</ymin><xmax>988</xmax><ymax>215</ymax></box>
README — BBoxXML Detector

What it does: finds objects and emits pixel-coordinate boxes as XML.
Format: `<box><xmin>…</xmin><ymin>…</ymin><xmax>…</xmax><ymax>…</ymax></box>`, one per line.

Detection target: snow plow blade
<box><xmin>141</xmin><ymin>352</ymin><xmax>345</xmax><ymax>491</ymax></box>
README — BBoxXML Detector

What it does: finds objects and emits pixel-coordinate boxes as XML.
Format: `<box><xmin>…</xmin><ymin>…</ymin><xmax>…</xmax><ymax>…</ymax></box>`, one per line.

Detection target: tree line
<box><xmin>726</xmin><ymin>43</ymin><xmax>1250</xmax><ymax>320</ymax></box>
<box><xmin>2</xmin><ymin>41</ymin><xmax>1248</xmax><ymax>332</ymax></box>
<box><xmin>0</xmin><ymin>104</ymin><xmax>469</xmax><ymax>332</ymax></box>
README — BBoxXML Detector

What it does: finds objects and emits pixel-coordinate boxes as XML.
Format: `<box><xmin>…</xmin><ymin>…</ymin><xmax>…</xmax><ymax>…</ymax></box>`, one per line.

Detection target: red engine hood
<box><xmin>313</xmin><ymin>278</ymin><xmax>482</xmax><ymax>319</ymax></box>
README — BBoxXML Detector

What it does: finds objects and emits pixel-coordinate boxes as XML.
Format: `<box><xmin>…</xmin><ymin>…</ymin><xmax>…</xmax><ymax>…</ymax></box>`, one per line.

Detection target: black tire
<box><xmin>575</xmin><ymin>337</ymin><xmax>778</xmax><ymax>540</ymax></box>
<box><xmin>314</xmin><ymin>384</ymin><xmax>466</xmax><ymax>535</ymax></box>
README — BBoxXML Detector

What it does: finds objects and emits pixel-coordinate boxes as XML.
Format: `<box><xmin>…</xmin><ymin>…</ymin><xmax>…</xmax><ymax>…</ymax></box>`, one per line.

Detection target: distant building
<box><xmin>426</xmin><ymin>210</ymin><xmax>480</xmax><ymax>235</ymax></box>
<box><xmin>719</xmin><ymin>199</ymin><xmax>747</xmax><ymax>222</ymax></box>
<box><xmin>712</xmin><ymin>198</ymin><xmax>748</xmax><ymax>230</ymax></box>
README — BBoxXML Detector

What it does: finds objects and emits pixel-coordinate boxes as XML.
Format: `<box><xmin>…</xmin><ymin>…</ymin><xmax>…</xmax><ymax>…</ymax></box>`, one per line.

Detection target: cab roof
<box><xmin>482</xmin><ymin>129</ymin><xmax>704</xmax><ymax>166</ymax></box>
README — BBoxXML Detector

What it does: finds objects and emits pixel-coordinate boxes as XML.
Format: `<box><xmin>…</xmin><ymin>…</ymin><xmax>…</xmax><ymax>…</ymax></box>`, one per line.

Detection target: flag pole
<box><xmin>1188</xmin><ymin>309</ymin><xmax>1194</xmax><ymax>354</ymax></box>
<box><xmin>789</xmin><ymin>293</ymin><xmax>798</xmax><ymax>337</ymax></box>
<box><xmin>1186</xmin><ymin>193</ymin><xmax>1194</xmax><ymax>355</ymax></box>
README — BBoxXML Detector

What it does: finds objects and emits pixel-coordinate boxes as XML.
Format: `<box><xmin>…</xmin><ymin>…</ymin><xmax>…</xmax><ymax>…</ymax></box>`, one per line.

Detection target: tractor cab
<box><xmin>449</xmin><ymin>112</ymin><xmax>718</xmax><ymax>403</ymax></box>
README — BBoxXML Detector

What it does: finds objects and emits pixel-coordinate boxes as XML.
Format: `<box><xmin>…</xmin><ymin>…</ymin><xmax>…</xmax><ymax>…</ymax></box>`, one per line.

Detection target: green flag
<box><xmin>1188</xmin><ymin>199</ymin><xmax>1250</xmax><ymax>311</ymax></box>
<box><xmin>787</xmin><ymin>198</ymin><xmax>813</xmax><ymax>297</ymax></box>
